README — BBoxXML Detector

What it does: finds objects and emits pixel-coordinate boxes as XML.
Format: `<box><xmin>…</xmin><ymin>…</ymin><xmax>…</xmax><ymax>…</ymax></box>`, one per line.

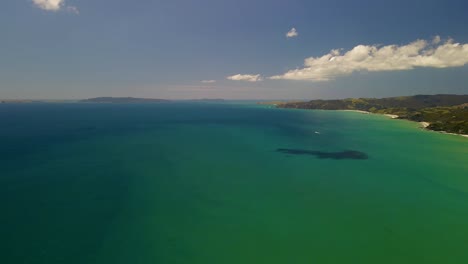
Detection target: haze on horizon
<box><xmin>1</xmin><ymin>0</ymin><xmax>468</xmax><ymax>100</ymax></box>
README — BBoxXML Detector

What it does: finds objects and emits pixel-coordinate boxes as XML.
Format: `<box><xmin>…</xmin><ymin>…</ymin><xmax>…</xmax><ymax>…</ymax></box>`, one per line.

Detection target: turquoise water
<box><xmin>1</xmin><ymin>102</ymin><xmax>468</xmax><ymax>263</ymax></box>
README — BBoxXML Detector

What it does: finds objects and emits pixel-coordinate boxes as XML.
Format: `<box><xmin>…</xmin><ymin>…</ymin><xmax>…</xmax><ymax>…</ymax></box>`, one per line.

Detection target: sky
<box><xmin>1</xmin><ymin>0</ymin><xmax>468</xmax><ymax>100</ymax></box>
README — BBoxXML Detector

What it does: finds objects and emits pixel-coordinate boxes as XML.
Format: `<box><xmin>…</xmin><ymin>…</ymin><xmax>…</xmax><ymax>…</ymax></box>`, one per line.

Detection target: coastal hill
<box><xmin>277</xmin><ymin>94</ymin><xmax>468</xmax><ymax>135</ymax></box>
<box><xmin>81</xmin><ymin>97</ymin><xmax>170</xmax><ymax>103</ymax></box>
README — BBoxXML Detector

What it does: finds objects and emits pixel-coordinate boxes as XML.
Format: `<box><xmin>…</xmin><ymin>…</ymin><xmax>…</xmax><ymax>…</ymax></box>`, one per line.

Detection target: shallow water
<box><xmin>1</xmin><ymin>102</ymin><xmax>467</xmax><ymax>263</ymax></box>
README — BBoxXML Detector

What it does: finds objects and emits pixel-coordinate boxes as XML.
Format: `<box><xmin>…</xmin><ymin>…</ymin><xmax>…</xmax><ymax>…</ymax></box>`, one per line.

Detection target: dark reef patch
<box><xmin>277</xmin><ymin>148</ymin><xmax>369</xmax><ymax>160</ymax></box>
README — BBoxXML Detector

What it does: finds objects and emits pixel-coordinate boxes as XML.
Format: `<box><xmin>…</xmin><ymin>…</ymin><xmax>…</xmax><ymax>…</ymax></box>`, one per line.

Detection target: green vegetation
<box><xmin>278</xmin><ymin>95</ymin><xmax>468</xmax><ymax>135</ymax></box>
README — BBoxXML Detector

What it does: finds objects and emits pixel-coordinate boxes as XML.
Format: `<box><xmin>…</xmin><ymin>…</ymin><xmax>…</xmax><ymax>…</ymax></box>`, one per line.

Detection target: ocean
<box><xmin>1</xmin><ymin>102</ymin><xmax>468</xmax><ymax>263</ymax></box>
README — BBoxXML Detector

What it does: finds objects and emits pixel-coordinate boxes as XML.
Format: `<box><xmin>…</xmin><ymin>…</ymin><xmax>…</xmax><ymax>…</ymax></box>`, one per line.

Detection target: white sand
<box><xmin>441</xmin><ymin>132</ymin><xmax>468</xmax><ymax>138</ymax></box>
<box><xmin>420</xmin><ymin>122</ymin><xmax>430</xmax><ymax>128</ymax></box>
<box><xmin>342</xmin><ymin>110</ymin><xmax>370</xmax><ymax>114</ymax></box>
<box><xmin>384</xmin><ymin>114</ymin><xmax>399</xmax><ymax>119</ymax></box>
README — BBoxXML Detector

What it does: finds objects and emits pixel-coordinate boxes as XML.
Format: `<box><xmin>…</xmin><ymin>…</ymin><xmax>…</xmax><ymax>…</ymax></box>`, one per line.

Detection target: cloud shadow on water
<box><xmin>276</xmin><ymin>148</ymin><xmax>369</xmax><ymax>160</ymax></box>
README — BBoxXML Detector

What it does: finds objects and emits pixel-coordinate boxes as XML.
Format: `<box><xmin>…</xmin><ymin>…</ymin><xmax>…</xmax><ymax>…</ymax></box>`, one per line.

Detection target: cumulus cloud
<box><xmin>227</xmin><ymin>74</ymin><xmax>263</xmax><ymax>82</ymax></box>
<box><xmin>286</xmin><ymin>28</ymin><xmax>298</xmax><ymax>38</ymax></box>
<box><xmin>201</xmin><ymin>80</ymin><xmax>216</xmax><ymax>84</ymax></box>
<box><xmin>32</xmin><ymin>0</ymin><xmax>78</xmax><ymax>13</ymax></box>
<box><xmin>32</xmin><ymin>0</ymin><xmax>63</xmax><ymax>11</ymax></box>
<box><xmin>270</xmin><ymin>36</ymin><xmax>468</xmax><ymax>81</ymax></box>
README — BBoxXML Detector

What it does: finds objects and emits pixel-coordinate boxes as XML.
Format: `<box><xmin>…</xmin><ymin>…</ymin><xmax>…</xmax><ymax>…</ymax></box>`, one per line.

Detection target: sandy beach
<box><xmin>342</xmin><ymin>110</ymin><xmax>370</xmax><ymax>114</ymax></box>
<box><xmin>384</xmin><ymin>114</ymin><xmax>399</xmax><ymax>119</ymax></box>
<box><xmin>420</xmin><ymin>122</ymin><xmax>430</xmax><ymax>128</ymax></box>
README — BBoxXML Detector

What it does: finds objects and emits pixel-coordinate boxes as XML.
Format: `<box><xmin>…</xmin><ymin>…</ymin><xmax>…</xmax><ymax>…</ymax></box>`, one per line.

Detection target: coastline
<box><xmin>337</xmin><ymin>109</ymin><xmax>468</xmax><ymax>139</ymax></box>
<box><xmin>273</xmin><ymin>95</ymin><xmax>468</xmax><ymax>140</ymax></box>
<box><xmin>341</xmin><ymin>110</ymin><xmax>371</xmax><ymax>114</ymax></box>
<box><xmin>434</xmin><ymin>131</ymin><xmax>468</xmax><ymax>138</ymax></box>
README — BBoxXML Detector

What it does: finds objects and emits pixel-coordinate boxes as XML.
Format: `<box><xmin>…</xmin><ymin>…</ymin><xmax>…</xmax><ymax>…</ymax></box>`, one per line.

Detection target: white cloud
<box><xmin>32</xmin><ymin>0</ymin><xmax>63</xmax><ymax>11</ymax></box>
<box><xmin>286</xmin><ymin>28</ymin><xmax>298</xmax><ymax>38</ymax></box>
<box><xmin>201</xmin><ymin>80</ymin><xmax>216</xmax><ymax>84</ymax></box>
<box><xmin>66</xmin><ymin>5</ymin><xmax>79</xmax><ymax>14</ymax></box>
<box><xmin>270</xmin><ymin>36</ymin><xmax>468</xmax><ymax>81</ymax></box>
<box><xmin>227</xmin><ymin>74</ymin><xmax>263</xmax><ymax>82</ymax></box>
<box><xmin>32</xmin><ymin>0</ymin><xmax>78</xmax><ymax>13</ymax></box>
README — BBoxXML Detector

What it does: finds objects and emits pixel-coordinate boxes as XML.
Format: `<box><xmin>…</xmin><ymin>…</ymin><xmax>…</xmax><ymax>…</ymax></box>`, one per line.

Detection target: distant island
<box><xmin>188</xmin><ymin>98</ymin><xmax>225</xmax><ymax>102</ymax></box>
<box><xmin>269</xmin><ymin>94</ymin><xmax>468</xmax><ymax>136</ymax></box>
<box><xmin>0</xmin><ymin>99</ymin><xmax>41</xmax><ymax>104</ymax></box>
<box><xmin>81</xmin><ymin>97</ymin><xmax>171</xmax><ymax>103</ymax></box>
<box><xmin>1</xmin><ymin>97</ymin><xmax>226</xmax><ymax>104</ymax></box>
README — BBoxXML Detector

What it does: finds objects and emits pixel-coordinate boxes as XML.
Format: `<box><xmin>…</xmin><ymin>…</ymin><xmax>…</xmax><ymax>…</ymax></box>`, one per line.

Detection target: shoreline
<box><xmin>434</xmin><ymin>131</ymin><xmax>468</xmax><ymax>138</ymax></box>
<box><xmin>341</xmin><ymin>110</ymin><xmax>371</xmax><ymax>114</ymax></box>
<box><xmin>415</xmin><ymin>121</ymin><xmax>468</xmax><ymax>138</ymax></box>
<box><xmin>337</xmin><ymin>109</ymin><xmax>468</xmax><ymax>139</ymax></box>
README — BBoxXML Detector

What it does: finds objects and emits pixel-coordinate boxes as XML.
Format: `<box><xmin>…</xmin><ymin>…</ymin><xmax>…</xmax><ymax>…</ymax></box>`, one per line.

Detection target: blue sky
<box><xmin>1</xmin><ymin>0</ymin><xmax>468</xmax><ymax>99</ymax></box>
